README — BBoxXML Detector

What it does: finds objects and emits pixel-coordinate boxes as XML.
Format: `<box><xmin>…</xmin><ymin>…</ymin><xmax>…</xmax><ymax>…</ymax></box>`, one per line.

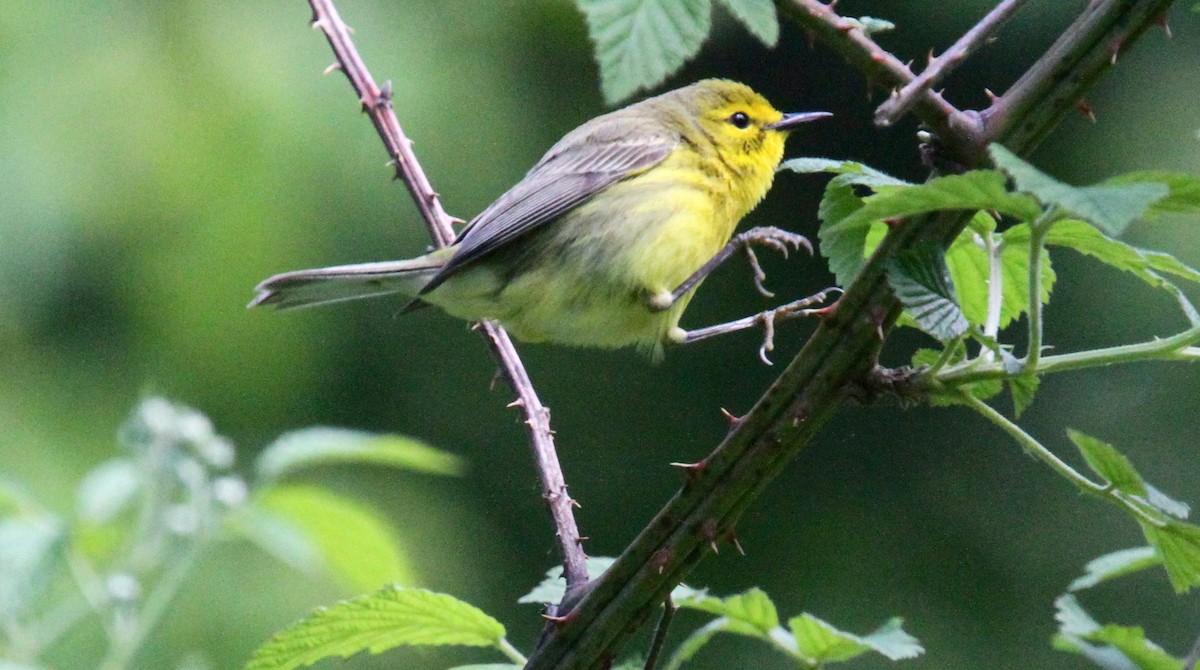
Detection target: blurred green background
<box><xmin>2</xmin><ymin>1</ymin><xmax>1198</xmax><ymax>668</ymax></box>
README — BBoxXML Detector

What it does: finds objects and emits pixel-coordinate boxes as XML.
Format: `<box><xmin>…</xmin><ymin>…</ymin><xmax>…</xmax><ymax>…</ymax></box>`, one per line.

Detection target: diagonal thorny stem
<box><xmin>526</xmin><ymin>1</ymin><xmax>1179</xmax><ymax>667</ymax></box>
<box><xmin>875</xmin><ymin>0</ymin><xmax>1033</xmax><ymax>126</ymax></box>
<box><xmin>306</xmin><ymin>0</ymin><xmax>588</xmax><ymax>590</ymax></box>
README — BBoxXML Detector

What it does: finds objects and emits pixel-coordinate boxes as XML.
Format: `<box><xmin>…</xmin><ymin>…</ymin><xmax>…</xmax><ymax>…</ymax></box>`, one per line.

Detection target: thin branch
<box><xmin>983</xmin><ymin>0</ymin><xmax>1178</xmax><ymax>156</ymax></box>
<box><xmin>642</xmin><ymin>599</ymin><xmax>676</xmax><ymax>670</ymax></box>
<box><xmin>305</xmin><ymin>0</ymin><xmax>588</xmax><ymax>590</ymax></box>
<box><xmin>1024</xmin><ymin>209</ymin><xmax>1059</xmax><ymax>371</ymax></box>
<box><xmin>1183</xmin><ymin>628</ymin><xmax>1200</xmax><ymax>670</ymax></box>
<box><xmin>774</xmin><ymin>0</ymin><xmax>986</xmax><ymax>164</ymax></box>
<box><xmin>524</xmin><ymin>0</ymin><xmax>1180</xmax><ymax>667</ymax></box>
<box><xmin>958</xmin><ymin>391</ymin><xmax>1167</xmax><ymax>528</ymax></box>
<box><xmin>875</xmin><ymin>0</ymin><xmax>1032</xmax><ymax>126</ymax></box>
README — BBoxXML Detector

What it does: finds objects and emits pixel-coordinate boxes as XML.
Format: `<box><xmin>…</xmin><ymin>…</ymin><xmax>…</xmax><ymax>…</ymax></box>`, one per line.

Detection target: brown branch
<box><xmin>874</xmin><ymin>0</ymin><xmax>1032</xmax><ymax>126</ymax></box>
<box><xmin>774</xmin><ymin>0</ymin><xmax>987</xmax><ymax>165</ymax></box>
<box><xmin>525</xmin><ymin>0</ymin><xmax>1179</xmax><ymax>667</ymax></box>
<box><xmin>305</xmin><ymin>0</ymin><xmax>588</xmax><ymax>590</ymax></box>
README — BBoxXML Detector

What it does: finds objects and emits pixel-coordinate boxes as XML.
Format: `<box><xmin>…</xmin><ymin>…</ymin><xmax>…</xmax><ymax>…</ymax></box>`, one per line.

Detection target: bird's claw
<box><xmin>751</xmin><ymin>287</ymin><xmax>844</xmax><ymax>366</ymax></box>
<box><xmin>736</xmin><ymin>227</ymin><xmax>813</xmax><ymax>298</ymax></box>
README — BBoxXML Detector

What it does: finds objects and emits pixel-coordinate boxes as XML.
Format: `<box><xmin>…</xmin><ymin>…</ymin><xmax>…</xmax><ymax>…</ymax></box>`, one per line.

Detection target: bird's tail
<box><xmin>249</xmin><ymin>249</ymin><xmax>451</xmax><ymax>310</ymax></box>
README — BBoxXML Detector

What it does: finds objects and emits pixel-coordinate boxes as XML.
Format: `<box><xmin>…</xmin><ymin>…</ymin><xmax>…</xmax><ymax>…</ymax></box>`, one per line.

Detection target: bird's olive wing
<box><xmin>419</xmin><ymin>120</ymin><xmax>677</xmax><ymax>294</ymax></box>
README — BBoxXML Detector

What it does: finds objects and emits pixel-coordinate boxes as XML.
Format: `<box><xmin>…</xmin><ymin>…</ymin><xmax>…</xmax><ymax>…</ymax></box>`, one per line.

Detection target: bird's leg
<box><xmin>646</xmin><ymin>226</ymin><xmax>812</xmax><ymax>312</ymax></box>
<box><xmin>668</xmin><ymin>288</ymin><xmax>842</xmax><ymax>365</ymax></box>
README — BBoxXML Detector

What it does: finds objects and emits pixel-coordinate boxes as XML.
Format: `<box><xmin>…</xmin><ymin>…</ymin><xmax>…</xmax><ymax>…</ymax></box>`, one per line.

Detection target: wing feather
<box><xmin>420</xmin><ymin>115</ymin><xmax>677</xmax><ymax>294</ymax></box>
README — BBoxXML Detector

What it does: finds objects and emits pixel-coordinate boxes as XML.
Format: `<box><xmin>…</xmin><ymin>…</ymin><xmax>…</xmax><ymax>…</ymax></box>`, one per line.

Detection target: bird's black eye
<box><xmin>728</xmin><ymin>111</ymin><xmax>750</xmax><ymax>129</ymax></box>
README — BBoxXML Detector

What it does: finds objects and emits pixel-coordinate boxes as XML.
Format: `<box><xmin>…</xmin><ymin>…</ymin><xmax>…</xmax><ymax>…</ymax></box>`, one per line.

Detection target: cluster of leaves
<box><xmin>0</xmin><ymin>397</ymin><xmax>460</xmax><ymax>670</ymax></box>
<box><xmin>575</xmin><ymin>0</ymin><xmax>895</xmax><ymax>103</ymax></box>
<box><xmin>783</xmin><ymin>146</ymin><xmax>1200</xmax><ymax>666</ymax></box>
<box><xmin>246</xmin><ymin>556</ymin><xmax>922</xmax><ymax>670</ymax></box>
<box><xmin>1055</xmin><ymin>546</ymin><xmax>1193</xmax><ymax>669</ymax></box>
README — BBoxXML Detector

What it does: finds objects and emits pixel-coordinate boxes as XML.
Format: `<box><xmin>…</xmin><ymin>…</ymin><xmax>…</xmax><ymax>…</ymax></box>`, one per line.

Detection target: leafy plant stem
<box><xmin>957</xmin><ymin>391</ymin><xmax>1166</xmax><ymax>527</ymax></box>
<box><xmin>1024</xmin><ymin>208</ymin><xmax>1059</xmax><ymax>371</ymax></box>
<box><xmin>497</xmin><ymin>636</ymin><xmax>528</xmax><ymax>665</ymax></box>
<box><xmin>936</xmin><ymin>322</ymin><xmax>1200</xmax><ymax>386</ymax></box>
<box><xmin>982</xmin><ymin>230</ymin><xmax>1004</xmax><ymax>362</ymax></box>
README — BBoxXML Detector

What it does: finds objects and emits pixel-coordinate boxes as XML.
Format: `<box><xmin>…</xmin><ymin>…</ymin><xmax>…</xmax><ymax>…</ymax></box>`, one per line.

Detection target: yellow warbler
<box><xmin>251</xmin><ymin>79</ymin><xmax>829</xmax><ymax>355</ymax></box>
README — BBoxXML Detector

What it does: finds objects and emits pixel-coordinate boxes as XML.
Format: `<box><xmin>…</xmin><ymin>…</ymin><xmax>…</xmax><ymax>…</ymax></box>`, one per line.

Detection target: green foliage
<box><xmin>576</xmin><ymin>0</ymin><xmax>781</xmax><ymax>102</ymax></box>
<box><xmin>1067</xmin><ymin>429</ymin><xmax>1200</xmax><ymax>593</ymax></box>
<box><xmin>989</xmin><ymin>145</ymin><xmax>1170</xmax><ymax>236</ymax></box>
<box><xmin>1068</xmin><ymin>547</ymin><xmax>1161</xmax><ymax>592</ymax></box>
<box><xmin>0</xmin><ymin>397</ymin><xmax>453</xmax><ymax>670</ymax></box>
<box><xmin>664</xmin><ymin>586</ymin><xmax>922</xmax><ymax>669</ymax></box>
<box><xmin>244</xmin><ymin>586</ymin><xmax>511</xmax><ymax>670</ymax></box>
<box><xmin>251</xmin><ymin>486</ymin><xmax>413</xmax><ymax>592</ymax></box>
<box><xmin>1053</xmin><ymin>595</ymin><xmax>1183</xmax><ymax>670</ymax></box>
<box><xmin>886</xmin><ymin>240</ymin><xmax>968</xmax><ymax>342</ymax></box>
<box><xmin>255</xmin><ymin>428</ymin><xmax>463</xmax><ymax>485</ymax></box>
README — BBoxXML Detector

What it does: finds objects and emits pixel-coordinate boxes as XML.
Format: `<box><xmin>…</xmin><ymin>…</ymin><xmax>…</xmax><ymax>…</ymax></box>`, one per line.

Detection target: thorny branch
<box><xmin>305</xmin><ymin>0</ymin><xmax>589</xmax><ymax>591</ymax></box>
<box><xmin>526</xmin><ymin>1</ymin><xmax>1180</xmax><ymax>668</ymax></box>
<box><xmin>874</xmin><ymin>0</ymin><xmax>1032</xmax><ymax>125</ymax></box>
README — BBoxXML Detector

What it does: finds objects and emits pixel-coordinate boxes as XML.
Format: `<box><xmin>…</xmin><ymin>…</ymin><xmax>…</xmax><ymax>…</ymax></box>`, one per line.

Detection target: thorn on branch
<box><xmin>1108</xmin><ymin>37</ymin><xmax>1123</xmax><ymax>65</ymax></box>
<box><xmin>670</xmin><ymin>458</ymin><xmax>709</xmax><ymax>483</ymax></box>
<box><xmin>700</xmin><ymin>518</ymin><xmax>721</xmax><ymax>554</ymax></box>
<box><xmin>1076</xmin><ymin>99</ymin><xmax>1097</xmax><ymax>123</ymax></box>
<box><xmin>726</xmin><ymin>530</ymin><xmax>746</xmax><ymax>556</ymax></box>
<box><xmin>985</xmin><ymin>88</ymin><xmax>1000</xmax><ymax>105</ymax></box>
<box><xmin>1155</xmin><ymin>13</ymin><xmax>1172</xmax><ymax>39</ymax></box>
<box><xmin>719</xmin><ymin>407</ymin><xmax>743</xmax><ymax>427</ymax></box>
<box><xmin>542</xmin><ymin>611</ymin><xmax>577</xmax><ymax>627</ymax></box>
<box><xmin>323</xmin><ymin>62</ymin><xmax>341</xmax><ymax>75</ymax></box>
<box><xmin>651</xmin><ymin>547</ymin><xmax>674</xmax><ymax>574</ymax></box>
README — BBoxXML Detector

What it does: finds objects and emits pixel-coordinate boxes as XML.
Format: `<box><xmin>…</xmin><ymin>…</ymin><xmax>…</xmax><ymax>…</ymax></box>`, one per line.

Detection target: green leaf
<box><xmin>779</xmin><ymin>158</ymin><xmax>908</xmax><ymax>190</ymax></box>
<box><xmin>989</xmin><ymin>144</ymin><xmax>1169</xmax><ymax>235</ymax></box>
<box><xmin>1141</xmin><ymin>520</ymin><xmax>1200</xmax><ymax>593</ymax></box>
<box><xmin>244</xmin><ymin>586</ymin><xmax>507</xmax><ymax>670</ymax></box>
<box><xmin>886</xmin><ymin>240</ymin><xmax>968</xmax><ymax>342</ymax></box>
<box><xmin>791</xmin><ymin>159</ymin><xmax>908</xmax><ymax>287</ymax></box>
<box><xmin>674</xmin><ymin>587</ymin><xmax>779</xmax><ymax>633</ymax></box>
<box><xmin>1067</xmin><ymin>429</ymin><xmax>1145</xmax><ymax>497</ymax></box>
<box><xmin>1041</xmin><ymin>219</ymin><xmax>1200</xmax><ymax>289</ymax></box>
<box><xmin>1009</xmin><ymin>373</ymin><xmax>1039</xmax><ymax>418</ymax></box>
<box><xmin>1104</xmin><ymin>171</ymin><xmax>1200</xmax><ymax>219</ymax></box>
<box><xmin>225</xmin><ymin>504</ymin><xmax>324</xmax><ymax>575</ymax></box>
<box><xmin>1055</xmin><ymin>596</ymin><xmax>1181</xmax><ymax>670</ymax></box>
<box><xmin>252</xmin><ymin>486</ymin><xmax>413</xmax><ymax>592</ymax></box>
<box><xmin>518</xmin><ymin>556</ymin><xmax>617</xmax><ymax>605</ymax></box>
<box><xmin>577</xmin><ymin>0</ymin><xmax>711</xmax><ymax>103</ymax></box>
<box><xmin>820</xmin><ymin>169</ymin><xmax>1042</xmax><ymax>285</ymax></box>
<box><xmin>717</xmin><ymin>0</ymin><xmax>778</xmax><ymax>45</ymax></box>
<box><xmin>947</xmin><ymin>221</ymin><xmax>1055</xmax><ymax>331</ymax></box>
<box><xmin>790</xmin><ymin>614</ymin><xmax>923</xmax><ymax>663</ymax></box>
<box><xmin>1069</xmin><ymin>547</ymin><xmax>1161</xmax><ymax>591</ymax></box>
<box><xmin>255</xmin><ymin>428</ymin><xmax>462</xmax><ymax>484</ymax></box>
<box><xmin>76</xmin><ymin>458</ymin><xmax>142</xmax><ymax>524</ymax></box>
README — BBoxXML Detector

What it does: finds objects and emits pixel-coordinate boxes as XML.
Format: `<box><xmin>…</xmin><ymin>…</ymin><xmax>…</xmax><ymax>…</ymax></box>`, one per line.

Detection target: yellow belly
<box><xmin>425</xmin><ymin>172</ymin><xmax>740</xmax><ymax>354</ymax></box>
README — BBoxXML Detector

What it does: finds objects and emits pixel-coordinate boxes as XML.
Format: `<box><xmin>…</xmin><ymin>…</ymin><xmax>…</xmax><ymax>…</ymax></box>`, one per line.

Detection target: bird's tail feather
<box><xmin>250</xmin><ymin>253</ymin><xmax>447</xmax><ymax>310</ymax></box>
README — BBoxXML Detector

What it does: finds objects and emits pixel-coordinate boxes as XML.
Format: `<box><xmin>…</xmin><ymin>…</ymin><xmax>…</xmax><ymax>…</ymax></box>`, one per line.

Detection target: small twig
<box><xmin>1183</xmin><ymin>627</ymin><xmax>1200</xmax><ymax>670</ymax></box>
<box><xmin>642</xmin><ymin>599</ymin><xmax>676</xmax><ymax>670</ymax></box>
<box><xmin>775</xmin><ymin>0</ymin><xmax>985</xmax><ymax>164</ymax></box>
<box><xmin>1024</xmin><ymin>208</ymin><xmax>1060</xmax><ymax>372</ymax></box>
<box><xmin>306</xmin><ymin>0</ymin><xmax>588</xmax><ymax>589</ymax></box>
<box><xmin>875</xmin><ymin>0</ymin><xmax>1031</xmax><ymax>126</ymax></box>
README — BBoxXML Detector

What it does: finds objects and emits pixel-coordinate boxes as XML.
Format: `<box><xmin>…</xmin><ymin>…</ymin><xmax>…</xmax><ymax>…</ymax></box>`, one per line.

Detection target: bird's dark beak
<box><xmin>765</xmin><ymin>111</ymin><xmax>833</xmax><ymax>131</ymax></box>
